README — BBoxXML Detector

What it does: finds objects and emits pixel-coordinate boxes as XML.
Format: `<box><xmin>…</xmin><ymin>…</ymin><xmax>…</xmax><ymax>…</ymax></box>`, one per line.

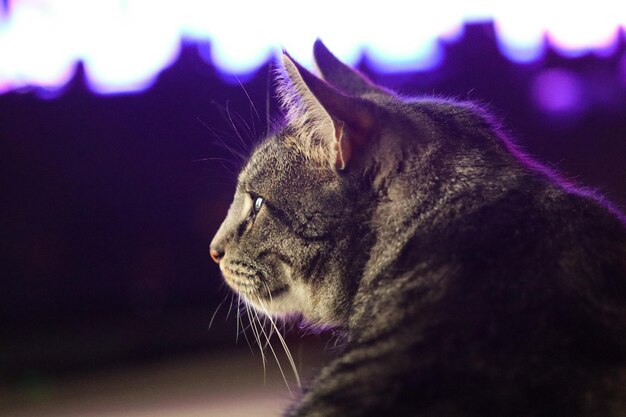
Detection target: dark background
<box><xmin>1</xmin><ymin>23</ymin><xmax>625</xmax><ymax>391</ymax></box>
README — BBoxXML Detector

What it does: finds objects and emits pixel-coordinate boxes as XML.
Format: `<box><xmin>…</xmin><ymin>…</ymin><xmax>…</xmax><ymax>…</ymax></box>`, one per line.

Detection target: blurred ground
<box><xmin>1</xmin><ymin>338</ymin><xmax>328</xmax><ymax>417</ymax></box>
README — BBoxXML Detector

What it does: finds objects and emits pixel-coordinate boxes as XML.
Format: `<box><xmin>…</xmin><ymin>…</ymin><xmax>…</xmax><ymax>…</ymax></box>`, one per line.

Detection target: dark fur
<box><xmin>211</xmin><ymin>41</ymin><xmax>626</xmax><ymax>417</ymax></box>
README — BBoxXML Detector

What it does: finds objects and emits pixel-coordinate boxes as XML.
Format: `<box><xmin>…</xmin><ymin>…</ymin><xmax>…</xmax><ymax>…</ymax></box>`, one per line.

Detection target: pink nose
<box><xmin>209</xmin><ymin>247</ymin><xmax>223</xmax><ymax>264</ymax></box>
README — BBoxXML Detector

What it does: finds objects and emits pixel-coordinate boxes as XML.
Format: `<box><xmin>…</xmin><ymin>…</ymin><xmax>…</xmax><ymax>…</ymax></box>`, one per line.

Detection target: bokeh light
<box><xmin>531</xmin><ymin>68</ymin><xmax>585</xmax><ymax>116</ymax></box>
<box><xmin>0</xmin><ymin>1</ymin><xmax>625</xmax><ymax>95</ymax></box>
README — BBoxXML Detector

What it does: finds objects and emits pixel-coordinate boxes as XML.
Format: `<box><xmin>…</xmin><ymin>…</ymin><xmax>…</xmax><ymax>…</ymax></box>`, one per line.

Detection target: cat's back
<box><xmin>252</xmin><ymin>42</ymin><xmax>626</xmax><ymax>417</ymax></box>
<box><xmin>345</xmin><ymin>169</ymin><xmax>626</xmax><ymax>417</ymax></box>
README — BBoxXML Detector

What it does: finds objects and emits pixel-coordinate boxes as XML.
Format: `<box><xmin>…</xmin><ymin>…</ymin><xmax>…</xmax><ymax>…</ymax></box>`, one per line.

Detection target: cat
<box><xmin>209</xmin><ymin>40</ymin><xmax>626</xmax><ymax>417</ymax></box>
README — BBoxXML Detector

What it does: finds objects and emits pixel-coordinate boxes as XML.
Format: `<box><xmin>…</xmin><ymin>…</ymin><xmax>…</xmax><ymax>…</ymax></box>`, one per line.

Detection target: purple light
<box><xmin>619</xmin><ymin>53</ymin><xmax>626</xmax><ymax>88</ymax></box>
<box><xmin>0</xmin><ymin>1</ymin><xmax>625</xmax><ymax>95</ymax></box>
<box><xmin>531</xmin><ymin>69</ymin><xmax>585</xmax><ymax>116</ymax></box>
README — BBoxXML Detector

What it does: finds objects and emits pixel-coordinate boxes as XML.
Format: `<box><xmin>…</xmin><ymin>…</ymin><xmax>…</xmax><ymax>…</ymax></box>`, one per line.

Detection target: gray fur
<box><xmin>210</xmin><ymin>41</ymin><xmax>626</xmax><ymax>417</ymax></box>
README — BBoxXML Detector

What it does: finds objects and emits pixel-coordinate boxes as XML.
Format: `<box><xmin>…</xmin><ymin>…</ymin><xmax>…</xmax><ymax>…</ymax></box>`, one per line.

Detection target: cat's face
<box><xmin>210</xmin><ymin>41</ymin><xmax>386</xmax><ymax>325</ymax></box>
<box><xmin>210</xmin><ymin>134</ymin><xmax>364</xmax><ymax>324</ymax></box>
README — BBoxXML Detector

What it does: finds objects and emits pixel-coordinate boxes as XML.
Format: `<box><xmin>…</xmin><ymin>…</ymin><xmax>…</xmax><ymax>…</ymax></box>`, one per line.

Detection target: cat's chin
<box><xmin>244</xmin><ymin>285</ymin><xmax>342</xmax><ymax>329</ymax></box>
<box><xmin>243</xmin><ymin>286</ymin><xmax>303</xmax><ymax>316</ymax></box>
<box><xmin>220</xmin><ymin>262</ymin><xmax>338</xmax><ymax>326</ymax></box>
<box><xmin>240</xmin><ymin>283</ymin><xmax>306</xmax><ymax>320</ymax></box>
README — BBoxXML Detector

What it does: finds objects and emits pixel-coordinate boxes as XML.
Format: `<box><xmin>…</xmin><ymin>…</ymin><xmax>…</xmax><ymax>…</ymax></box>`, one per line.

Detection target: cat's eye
<box><xmin>252</xmin><ymin>196</ymin><xmax>264</xmax><ymax>214</ymax></box>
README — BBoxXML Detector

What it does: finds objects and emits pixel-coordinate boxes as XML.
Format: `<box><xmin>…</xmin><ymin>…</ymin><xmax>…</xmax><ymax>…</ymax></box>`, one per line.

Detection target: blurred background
<box><xmin>1</xmin><ymin>1</ymin><xmax>626</xmax><ymax>416</ymax></box>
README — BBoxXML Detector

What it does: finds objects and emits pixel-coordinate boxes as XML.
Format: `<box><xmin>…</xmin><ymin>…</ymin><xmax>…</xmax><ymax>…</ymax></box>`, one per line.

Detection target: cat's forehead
<box><xmin>238</xmin><ymin>134</ymin><xmax>294</xmax><ymax>190</ymax></box>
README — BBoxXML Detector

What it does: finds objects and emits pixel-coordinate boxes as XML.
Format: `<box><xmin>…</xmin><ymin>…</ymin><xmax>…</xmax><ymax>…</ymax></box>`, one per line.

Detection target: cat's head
<box><xmin>209</xmin><ymin>41</ymin><xmax>393</xmax><ymax>326</ymax></box>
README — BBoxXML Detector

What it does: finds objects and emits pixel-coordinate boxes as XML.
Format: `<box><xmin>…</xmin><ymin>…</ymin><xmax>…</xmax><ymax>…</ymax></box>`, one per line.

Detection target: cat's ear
<box><xmin>278</xmin><ymin>51</ymin><xmax>374</xmax><ymax>171</ymax></box>
<box><xmin>313</xmin><ymin>39</ymin><xmax>390</xmax><ymax>97</ymax></box>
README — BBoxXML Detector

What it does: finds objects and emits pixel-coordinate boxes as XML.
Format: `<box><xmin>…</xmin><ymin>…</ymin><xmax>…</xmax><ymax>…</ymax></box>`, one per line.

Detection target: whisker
<box><xmin>266</xmin><ymin>60</ymin><xmax>272</xmax><ymax>137</ymax></box>
<box><xmin>237</xmin><ymin>298</ymin><xmax>255</xmax><ymax>354</ymax></box>
<box><xmin>249</xmin><ymin>103</ymin><xmax>257</xmax><ymax>137</ymax></box>
<box><xmin>232</xmin><ymin>74</ymin><xmax>260</xmax><ymax>138</ymax></box>
<box><xmin>197</xmin><ymin>114</ymin><xmax>248</xmax><ymax>164</ymax></box>
<box><xmin>235</xmin><ymin>74</ymin><xmax>261</xmax><ymax>122</ymax></box>
<box><xmin>235</xmin><ymin>112</ymin><xmax>256</xmax><ymax>143</ymax></box>
<box><xmin>194</xmin><ymin>157</ymin><xmax>240</xmax><ymax>177</ymax></box>
<box><xmin>236</xmin><ymin>294</ymin><xmax>242</xmax><ymax>344</ymax></box>
<box><xmin>225</xmin><ymin>292</ymin><xmax>236</xmax><ymax>321</ymax></box>
<box><xmin>260</xmin><ymin>283</ymin><xmax>275</xmax><ymax>350</ymax></box>
<box><xmin>246</xmin><ymin>302</ymin><xmax>266</xmax><ymax>362</ymax></box>
<box><xmin>262</xmin><ymin>309</ymin><xmax>274</xmax><ymax>350</ymax></box>
<box><xmin>208</xmin><ymin>297</ymin><xmax>227</xmax><ymax>330</ymax></box>
<box><xmin>259</xmin><ymin>282</ymin><xmax>274</xmax><ymax>348</ymax></box>
<box><xmin>225</xmin><ymin>101</ymin><xmax>251</xmax><ymax>157</ymax></box>
<box><xmin>249</xmin><ymin>305</ymin><xmax>269</xmax><ymax>384</ymax></box>
<box><xmin>255</xmin><ymin>302</ymin><xmax>295</xmax><ymax>398</ymax></box>
<box><xmin>194</xmin><ymin>156</ymin><xmax>239</xmax><ymax>166</ymax></box>
<box><xmin>267</xmin><ymin>313</ymin><xmax>302</xmax><ymax>389</ymax></box>
<box><xmin>259</xmin><ymin>286</ymin><xmax>302</xmax><ymax>390</ymax></box>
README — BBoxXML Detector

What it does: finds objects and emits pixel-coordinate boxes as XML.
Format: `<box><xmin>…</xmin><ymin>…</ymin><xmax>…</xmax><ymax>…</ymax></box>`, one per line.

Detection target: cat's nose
<box><xmin>209</xmin><ymin>244</ymin><xmax>224</xmax><ymax>264</ymax></box>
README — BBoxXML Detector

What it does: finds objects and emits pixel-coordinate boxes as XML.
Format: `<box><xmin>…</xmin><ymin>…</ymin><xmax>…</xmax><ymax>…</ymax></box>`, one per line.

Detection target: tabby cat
<box><xmin>209</xmin><ymin>40</ymin><xmax>626</xmax><ymax>417</ymax></box>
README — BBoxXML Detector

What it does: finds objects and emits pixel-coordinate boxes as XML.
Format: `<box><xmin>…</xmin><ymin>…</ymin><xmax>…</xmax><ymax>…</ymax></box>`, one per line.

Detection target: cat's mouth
<box><xmin>267</xmin><ymin>285</ymin><xmax>289</xmax><ymax>298</ymax></box>
<box><xmin>221</xmin><ymin>263</ymin><xmax>288</xmax><ymax>300</ymax></box>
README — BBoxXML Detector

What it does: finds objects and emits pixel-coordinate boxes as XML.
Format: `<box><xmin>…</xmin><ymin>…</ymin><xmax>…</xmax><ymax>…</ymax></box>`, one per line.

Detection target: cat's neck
<box><xmin>362</xmin><ymin>133</ymin><xmax>529</xmax><ymax>285</ymax></box>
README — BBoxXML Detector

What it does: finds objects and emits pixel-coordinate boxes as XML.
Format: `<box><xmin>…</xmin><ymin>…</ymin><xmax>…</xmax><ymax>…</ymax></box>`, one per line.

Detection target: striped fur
<box><xmin>210</xmin><ymin>41</ymin><xmax>626</xmax><ymax>417</ymax></box>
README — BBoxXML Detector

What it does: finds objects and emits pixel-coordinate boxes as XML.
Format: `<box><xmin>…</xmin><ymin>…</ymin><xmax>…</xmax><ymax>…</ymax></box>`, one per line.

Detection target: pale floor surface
<box><xmin>1</xmin><ymin>345</ymin><xmax>325</xmax><ymax>417</ymax></box>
